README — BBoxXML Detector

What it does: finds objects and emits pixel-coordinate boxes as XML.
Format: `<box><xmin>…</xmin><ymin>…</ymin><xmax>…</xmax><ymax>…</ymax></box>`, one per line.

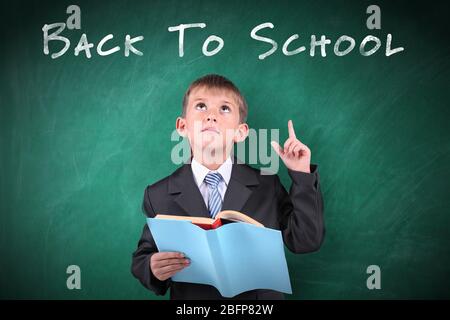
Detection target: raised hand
<box><xmin>271</xmin><ymin>120</ymin><xmax>311</xmax><ymax>173</ymax></box>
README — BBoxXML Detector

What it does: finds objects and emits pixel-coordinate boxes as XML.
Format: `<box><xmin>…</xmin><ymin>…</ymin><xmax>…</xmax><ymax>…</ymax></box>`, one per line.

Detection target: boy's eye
<box><xmin>195</xmin><ymin>103</ymin><xmax>207</xmax><ymax>111</ymax></box>
<box><xmin>220</xmin><ymin>105</ymin><xmax>231</xmax><ymax>113</ymax></box>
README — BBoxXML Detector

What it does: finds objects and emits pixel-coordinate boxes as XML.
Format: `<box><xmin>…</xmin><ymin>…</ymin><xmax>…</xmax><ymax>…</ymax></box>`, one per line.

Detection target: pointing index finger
<box><xmin>288</xmin><ymin>120</ymin><xmax>296</xmax><ymax>139</ymax></box>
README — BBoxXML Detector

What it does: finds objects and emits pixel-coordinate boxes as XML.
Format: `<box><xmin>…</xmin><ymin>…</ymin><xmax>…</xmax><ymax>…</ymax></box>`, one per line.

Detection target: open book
<box><xmin>147</xmin><ymin>211</ymin><xmax>292</xmax><ymax>297</ymax></box>
<box><xmin>155</xmin><ymin>210</ymin><xmax>264</xmax><ymax>230</ymax></box>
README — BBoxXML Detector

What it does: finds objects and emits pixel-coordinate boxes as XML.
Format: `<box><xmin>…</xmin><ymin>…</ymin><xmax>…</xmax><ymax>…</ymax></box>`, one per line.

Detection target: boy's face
<box><xmin>176</xmin><ymin>86</ymin><xmax>249</xmax><ymax>163</ymax></box>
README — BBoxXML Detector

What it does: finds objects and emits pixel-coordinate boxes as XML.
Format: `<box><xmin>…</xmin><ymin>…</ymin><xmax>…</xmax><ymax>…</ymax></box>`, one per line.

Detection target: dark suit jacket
<box><xmin>131</xmin><ymin>159</ymin><xmax>325</xmax><ymax>300</ymax></box>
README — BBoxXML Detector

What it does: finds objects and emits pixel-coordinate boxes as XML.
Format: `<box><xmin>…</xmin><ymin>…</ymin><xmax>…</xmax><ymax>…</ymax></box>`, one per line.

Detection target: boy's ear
<box><xmin>176</xmin><ymin>117</ymin><xmax>187</xmax><ymax>137</ymax></box>
<box><xmin>234</xmin><ymin>123</ymin><xmax>249</xmax><ymax>143</ymax></box>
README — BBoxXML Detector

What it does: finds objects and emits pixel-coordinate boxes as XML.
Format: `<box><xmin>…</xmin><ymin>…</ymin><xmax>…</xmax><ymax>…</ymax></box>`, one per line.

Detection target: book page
<box><xmin>217</xmin><ymin>210</ymin><xmax>264</xmax><ymax>227</ymax></box>
<box><xmin>215</xmin><ymin>223</ymin><xmax>292</xmax><ymax>297</ymax></box>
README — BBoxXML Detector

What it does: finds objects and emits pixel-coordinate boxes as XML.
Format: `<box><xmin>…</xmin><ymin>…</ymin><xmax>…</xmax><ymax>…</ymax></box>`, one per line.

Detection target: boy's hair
<box><xmin>182</xmin><ymin>74</ymin><xmax>248</xmax><ymax>123</ymax></box>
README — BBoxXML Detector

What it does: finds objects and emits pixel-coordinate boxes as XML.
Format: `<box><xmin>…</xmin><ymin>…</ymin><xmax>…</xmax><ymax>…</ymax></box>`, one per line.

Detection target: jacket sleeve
<box><xmin>131</xmin><ymin>186</ymin><xmax>171</xmax><ymax>296</ymax></box>
<box><xmin>276</xmin><ymin>164</ymin><xmax>325</xmax><ymax>253</ymax></box>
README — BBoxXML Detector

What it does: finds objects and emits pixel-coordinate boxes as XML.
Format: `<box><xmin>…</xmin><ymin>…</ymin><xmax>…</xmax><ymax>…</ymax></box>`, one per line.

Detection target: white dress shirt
<box><xmin>191</xmin><ymin>156</ymin><xmax>233</xmax><ymax>209</ymax></box>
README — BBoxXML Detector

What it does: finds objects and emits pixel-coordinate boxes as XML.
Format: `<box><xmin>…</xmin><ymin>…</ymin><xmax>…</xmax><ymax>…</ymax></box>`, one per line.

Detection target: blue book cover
<box><xmin>147</xmin><ymin>217</ymin><xmax>292</xmax><ymax>297</ymax></box>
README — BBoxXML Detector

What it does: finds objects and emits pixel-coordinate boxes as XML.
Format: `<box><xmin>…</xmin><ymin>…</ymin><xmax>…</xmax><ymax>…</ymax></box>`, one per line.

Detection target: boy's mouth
<box><xmin>201</xmin><ymin>127</ymin><xmax>220</xmax><ymax>134</ymax></box>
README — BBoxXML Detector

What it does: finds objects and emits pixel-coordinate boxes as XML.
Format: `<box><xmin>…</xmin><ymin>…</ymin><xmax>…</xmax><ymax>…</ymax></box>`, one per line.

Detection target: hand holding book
<box><xmin>150</xmin><ymin>251</ymin><xmax>190</xmax><ymax>281</ymax></box>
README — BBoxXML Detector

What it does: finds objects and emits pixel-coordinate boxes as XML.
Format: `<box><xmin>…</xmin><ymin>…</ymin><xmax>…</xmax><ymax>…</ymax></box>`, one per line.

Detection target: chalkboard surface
<box><xmin>1</xmin><ymin>0</ymin><xmax>449</xmax><ymax>299</ymax></box>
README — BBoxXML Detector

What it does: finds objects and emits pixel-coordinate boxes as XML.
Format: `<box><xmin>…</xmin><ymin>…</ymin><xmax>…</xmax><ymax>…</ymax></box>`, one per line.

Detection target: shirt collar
<box><xmin>191</xmin><ymin>156</ymin><xmax>233</xmax><ymax>188</ymax></box>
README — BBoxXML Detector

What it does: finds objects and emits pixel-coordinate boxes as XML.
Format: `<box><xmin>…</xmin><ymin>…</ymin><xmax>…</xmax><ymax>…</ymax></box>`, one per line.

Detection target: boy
<box><xmin>131</xmin><ymin>74</ymin><xmax>324</xmax><ymax>299</ymax></box>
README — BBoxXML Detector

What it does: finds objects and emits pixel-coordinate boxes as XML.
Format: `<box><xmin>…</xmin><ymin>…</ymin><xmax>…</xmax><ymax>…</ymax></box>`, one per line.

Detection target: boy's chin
<box><xmin>193</xmin><ymin>143</ymin><xmax>233</xmax><ymax>157</ymax></box>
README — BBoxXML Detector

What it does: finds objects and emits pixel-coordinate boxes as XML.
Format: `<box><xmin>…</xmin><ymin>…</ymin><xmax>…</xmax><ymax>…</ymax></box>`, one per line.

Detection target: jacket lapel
<box><xmin>222</xmin><ymin>159</ymin><xmax>260</xmax><ymax>212</ymax></box>
<box><xmin>168</xmin><ymin>164</ymin><xmax>210</xmax><ymax>218</ymax></box>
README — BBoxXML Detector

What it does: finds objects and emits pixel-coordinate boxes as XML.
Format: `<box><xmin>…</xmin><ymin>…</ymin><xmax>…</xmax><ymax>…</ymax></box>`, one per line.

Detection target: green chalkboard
<box><xmin>1</xmin><ymin>0</ymin><xmax>449</xmax><ymax>299</ymax></box>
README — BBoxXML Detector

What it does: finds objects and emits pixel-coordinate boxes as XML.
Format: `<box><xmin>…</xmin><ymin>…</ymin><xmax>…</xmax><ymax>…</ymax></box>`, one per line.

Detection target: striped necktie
<box><xmin>204</xmin><ymin>172</ymin><xmax>223</xmax><ymax>218</ymax></box>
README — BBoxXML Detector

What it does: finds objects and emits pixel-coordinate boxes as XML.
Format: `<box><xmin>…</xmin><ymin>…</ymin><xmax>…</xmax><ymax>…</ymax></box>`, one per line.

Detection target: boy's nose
<box><xmin>205</xmin><ymin>114</ymin><xmax>217</xmax><ymax>122</ymax></box>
